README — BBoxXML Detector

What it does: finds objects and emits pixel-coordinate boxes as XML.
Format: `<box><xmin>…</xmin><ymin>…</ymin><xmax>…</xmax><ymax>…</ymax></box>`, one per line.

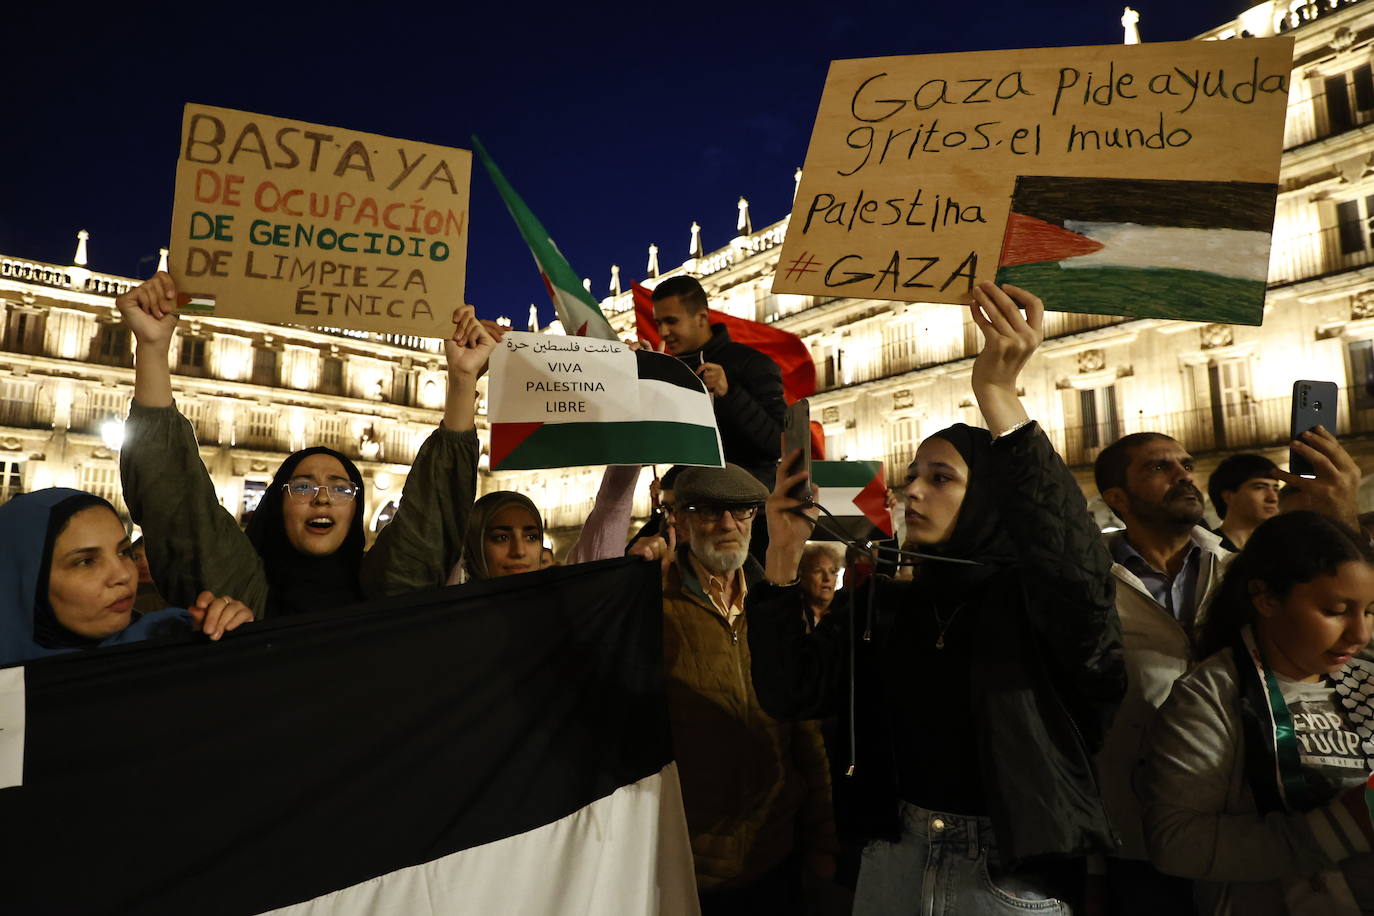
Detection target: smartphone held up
<box><xmin>1290</xmin><ymin>380</ymin><xmax>1338</xmax><ymax>478</ymax></box>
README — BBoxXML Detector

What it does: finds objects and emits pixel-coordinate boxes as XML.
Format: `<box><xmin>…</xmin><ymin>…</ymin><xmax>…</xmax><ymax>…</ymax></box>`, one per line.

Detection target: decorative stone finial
<box><xmin>528</xmin><ymin>304</ymin><xmax>540</xmax><ymax>332</ymax></box>
<box><xmin>157</xmin><ymin>248</ymin><xmax>169</xmax><ymax>272</ymax></box>
<box><xmin>736</xmin><ymin>197</ymin><xmax>752</xmax><ymax>236</ymax></box>
<box><xmin>610</xmin><ymin>265</ymin><xmax>622</xmax><ymax>296</ymax></box>
<box><xmin>794</xmin><ymin>167</ymin><xmax>802</xmax><ymax>200</ymax></box>
<box><xmin>647</xmin><ymin>243</ymin><xmax>660</xmax><ymax>278</ymax></box>
<box><xmin>74</xmin><ymin>230</ymin><xmax>89</xmax><ymax>267</ymax></box>
<box><xmin>1121</xmin><ymin>6</ymin><xmax>1141</xmax><ymax>44</ymax></box>
<box><xmin>689</xmin><ymin>222</ymin><xmax>703</xmax><ymax>258</ymax></box>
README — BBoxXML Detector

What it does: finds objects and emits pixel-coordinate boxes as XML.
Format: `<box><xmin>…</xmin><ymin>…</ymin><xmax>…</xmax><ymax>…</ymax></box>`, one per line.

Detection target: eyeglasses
<box><xmin>283</xmin><ymin>481</ymin><xmax>359</xmax><ymax>503</ymax></box>
<box><xmin>682</xmin><ymin>504</ymin><xmax>759</xmax><ymax>523</ymax></box>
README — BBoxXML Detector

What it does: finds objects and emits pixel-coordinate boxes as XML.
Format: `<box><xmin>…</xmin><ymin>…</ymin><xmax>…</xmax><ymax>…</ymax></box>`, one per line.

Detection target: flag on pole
<box><xmin>487</xmin><ymin>331</ymin><xmax>723</xmax><ymax>471</ymax></box>
<box><xmin>472</xmin><ymin>136</ymin><xmax>618</xmax><ymax>340</ymax></box>
<box><xmin>2</xmin><ymin>560</ymin><xmax>698</xmax><ymax>916</ymax></box>
<box><xmin>631</xmin><ymin>282</ymin><xmax>816</xmax><ymax>404</ymax></box>
<box><xmin>812</xmin><ymin>460</ymin><xmax>893</xmax><ymax>538</ymax></box>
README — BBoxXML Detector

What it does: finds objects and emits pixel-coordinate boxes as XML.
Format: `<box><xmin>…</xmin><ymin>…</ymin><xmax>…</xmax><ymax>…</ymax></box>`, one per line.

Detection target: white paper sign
<box><xmin>488</xmin><ymin>332</ymin><xmax>640</xmax><ymax>424</ymax></box>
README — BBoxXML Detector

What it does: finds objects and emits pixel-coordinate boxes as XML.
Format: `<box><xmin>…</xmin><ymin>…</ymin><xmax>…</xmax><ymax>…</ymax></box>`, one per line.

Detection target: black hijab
<box><xmin>32</xmin><ymin>493</ymin><xmax>120</xmax><ymax>650</ymax></box>
<box><xmin>913</xmin><ymin>423</ymin><xmax>1018</xmax><ymax>598</ymax></box>
<box><xmin>244</xmin><ymin>447</ymin><xmax>366</xmax><ymax>618</ymax></box>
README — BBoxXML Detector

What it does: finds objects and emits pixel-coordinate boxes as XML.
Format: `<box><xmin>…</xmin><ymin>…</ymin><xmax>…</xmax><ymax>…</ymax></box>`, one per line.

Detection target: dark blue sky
<box><xmin>4</xmin><ymin>0</ymin><xmax>1243</xmax><ymax>324</ymax></box>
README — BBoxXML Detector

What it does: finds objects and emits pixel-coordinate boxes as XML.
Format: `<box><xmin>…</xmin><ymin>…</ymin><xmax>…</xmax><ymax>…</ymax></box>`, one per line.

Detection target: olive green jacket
<box><xmin>121</xmin><ymin>401</ymin><xmax>478</xmax><ymax>618</ymax></box>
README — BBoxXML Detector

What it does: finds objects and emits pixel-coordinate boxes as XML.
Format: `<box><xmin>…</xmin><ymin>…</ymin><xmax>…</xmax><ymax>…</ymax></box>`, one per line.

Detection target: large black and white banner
<box><xmin>1</xmin><ymin>558</ymin><xmax>697</xmax><ymax>915</ymax></box>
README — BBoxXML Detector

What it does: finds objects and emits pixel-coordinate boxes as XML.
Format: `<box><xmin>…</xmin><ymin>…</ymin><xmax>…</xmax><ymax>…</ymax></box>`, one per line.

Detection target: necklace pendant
<box><xmin>935</xmin><ymin>634</ymin><xmax>945</xmax><ymax>650</ymax></box>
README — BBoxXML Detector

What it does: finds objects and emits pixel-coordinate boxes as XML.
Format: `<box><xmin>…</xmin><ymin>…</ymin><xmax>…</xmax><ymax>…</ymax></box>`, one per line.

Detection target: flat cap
<box><xmin>674</xmin><ymin>463</ymin><xmax>770</xmax><ymax>506</ymax></box>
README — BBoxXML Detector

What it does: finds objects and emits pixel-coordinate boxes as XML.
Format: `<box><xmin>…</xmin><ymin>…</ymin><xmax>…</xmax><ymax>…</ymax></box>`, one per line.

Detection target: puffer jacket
<box><xmin>676</xmin><ymin>323</ymin><xmax>785</xmax><ymax>484</ymax></box>
<box><xmin>662</xmin><ymin>553</ymin><xmax>836</xmax><ymax>891</ymax></box>
<box><xmin>748</xmin><ymin>421</ymin><xmax>1126</xmax><ymax>867</ymax></box>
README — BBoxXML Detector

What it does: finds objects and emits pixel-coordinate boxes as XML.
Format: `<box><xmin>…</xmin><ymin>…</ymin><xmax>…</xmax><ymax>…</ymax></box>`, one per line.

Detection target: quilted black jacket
<box><xmin>747</xmin><ymin>421</ymin><xmax>1126</xmax><ymax>867</ymax></box>
<box><xmin>679</xmin><ymin>323</ymin><xmax>785</xmax><ymax>483</ymax></box>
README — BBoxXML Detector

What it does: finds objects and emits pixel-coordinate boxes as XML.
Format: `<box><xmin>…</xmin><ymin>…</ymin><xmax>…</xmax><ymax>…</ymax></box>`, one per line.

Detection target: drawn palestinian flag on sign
<box><xmin>995</xmin><ymin>176</ymin><xmax>1277</xmax><ymax>326</ymax></box>
<box><xmin>491</xmin><ymin>350</ymin><xmax>724</xmax><ymax>470</ymax></box>
<box><xmin>812</xmin><ymin>460</ymin><xmax>893</xmax><ymax>539</ymax></box>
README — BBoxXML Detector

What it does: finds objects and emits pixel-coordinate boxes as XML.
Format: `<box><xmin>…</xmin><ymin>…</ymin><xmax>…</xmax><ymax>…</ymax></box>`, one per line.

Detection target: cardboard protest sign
<box><xmin>775</xmin><ymin>38</ymin><xmax>1294</xmax><ymax>325</ymax></box>
<box><xmin>169</xmin><ymin>104</ymin><xmax>470</xmax><ymax>336</ymax></box>
<box><xmin>488</xmin><ymin>332</ymin><xmax>723</xmax><ymax>470</ymax></box>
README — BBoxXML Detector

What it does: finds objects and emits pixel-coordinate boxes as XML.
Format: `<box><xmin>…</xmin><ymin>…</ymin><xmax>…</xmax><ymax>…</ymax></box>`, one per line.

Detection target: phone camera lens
<box><xmin>1313</xmin><ymin>401</ymin><xmax>1323</xmax><ymax>411</ymax></box>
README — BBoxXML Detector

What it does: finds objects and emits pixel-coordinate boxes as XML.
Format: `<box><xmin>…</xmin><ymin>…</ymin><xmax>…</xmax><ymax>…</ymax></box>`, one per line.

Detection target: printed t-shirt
<box><xmin>1277</xmin><ymin>673</ymin><xmax>1374</xmax><ymax>803</ymax></box>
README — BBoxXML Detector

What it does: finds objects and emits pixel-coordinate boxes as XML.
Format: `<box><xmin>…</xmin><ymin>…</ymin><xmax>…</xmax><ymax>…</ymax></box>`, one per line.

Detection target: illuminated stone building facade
<box><xmin>7</xmin><ymin>0</ymin><xmax>1374</xmax><ymax>553</ymax></box>
<box><xmin>0</xmin><ymin>242</ymin><xmax>451</xmax><ymax>541</ymax></box>
<box><xmin>554</xmin><ymin>0</ymin><xmax>1374</xmax><ymax>532</ymax></box>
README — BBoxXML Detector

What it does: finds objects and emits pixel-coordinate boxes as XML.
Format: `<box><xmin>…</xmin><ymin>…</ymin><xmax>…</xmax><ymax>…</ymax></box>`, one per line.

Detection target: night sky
<box><xmin>4</xmin><ymin>0</ymin><xmax>1243</xmax><ymax>324</ymax></box>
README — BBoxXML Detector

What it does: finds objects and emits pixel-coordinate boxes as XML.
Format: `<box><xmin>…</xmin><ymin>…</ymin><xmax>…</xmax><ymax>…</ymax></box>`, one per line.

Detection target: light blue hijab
<box><xmin>0</xmin><ymin>488</ymin><xmax>189</xmax><ymax>667</ymax></box>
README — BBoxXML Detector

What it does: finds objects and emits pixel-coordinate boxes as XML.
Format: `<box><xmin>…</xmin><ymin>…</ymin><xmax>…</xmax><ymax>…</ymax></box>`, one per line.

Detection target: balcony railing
<box><xmin>817</xmin><ymin>311</ymin><xmax>1128</xmax><ymax>392</ymax></box>
<box><xmin>0</xmin><ymin>398</ymin><xmax>55</xmax><ymax>430</ymax></box>
<box><xmin>68</xmin><ymin>403</ymin><xmax>125</xmax><ymax>436</ymax></box>
<box><xmin>1270</xmin><ymin>224</ymin><xmax>1374</xmax><ymax>286</ymax></box>
<box><xmin>1043</xmin><ymin>384</ymin><xmax>1374</xmax><ymax>468</ymax></box>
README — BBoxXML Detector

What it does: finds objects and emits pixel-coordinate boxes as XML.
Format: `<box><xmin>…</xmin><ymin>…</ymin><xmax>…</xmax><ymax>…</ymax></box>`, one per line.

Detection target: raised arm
<box><xmin>565</xmin><ymin>465</ymin><xmax>642</xmax><ymax>565</ymax></box>
<box><xmin>360</xmin><ymin>307</ymin><xmax>492</xmax><ymax>597</ymax></box>
<box><xmin>970</xmin><ymin>281</ymin><xmax>1123</xmax><ymax>745</ymax></box>
<box><xmin>746</xmin><ymin>448</ymin><xmax>851</xmax><ymax>720</ymax></box>
<box><xmin>117</xmin><ymin>273</ymin><xmax>270</xmax><ymax>616</ymax></box>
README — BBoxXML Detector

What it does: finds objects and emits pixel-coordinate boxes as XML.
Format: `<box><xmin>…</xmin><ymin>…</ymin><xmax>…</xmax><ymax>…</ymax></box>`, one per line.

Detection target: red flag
<box><xmin>631</xmin><ymin>282</ymin><xmax>817</xmax><ymax>405</ymax></box>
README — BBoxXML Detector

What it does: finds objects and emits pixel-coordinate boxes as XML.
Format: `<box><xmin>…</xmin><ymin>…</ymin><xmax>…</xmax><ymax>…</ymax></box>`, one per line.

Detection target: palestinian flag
<box><xmin>2</xmin><ymin>561</ymin><xmax>698</xmax><ymax>916</ymax></box>
<box><xmin>995</xmin><ymin>176</ymin><xmax>1277</xmax><ymax>326</ymax></box>
<box><xmin>812</xmin><ymin>460</ymin><xmax>893</xmax><ymax>539</ymax></box>
<box><xmin>489</xmin><ymin>332</ymin><xmax>724</xmax><ymax>471</ymax></box>
<box><xmin>472</xmin><ymin>136</ymin><xmax>618</xmax><ymax>340</ymax></box>
<box><xmin>631</xmin><ymin>282</ymin><xmax>817</xmax><ymax>405</ymax></box>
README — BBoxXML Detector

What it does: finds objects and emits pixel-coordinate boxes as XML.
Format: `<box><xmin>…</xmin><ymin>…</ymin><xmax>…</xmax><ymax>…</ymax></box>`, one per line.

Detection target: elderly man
<box><xmin>632</xmin><ymin>462</ymin><xmax>836</xmax><ymax>915</ymax></box>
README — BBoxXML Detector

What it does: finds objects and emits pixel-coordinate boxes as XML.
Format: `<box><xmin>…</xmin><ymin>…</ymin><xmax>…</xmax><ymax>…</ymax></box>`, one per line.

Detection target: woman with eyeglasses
<box><xmin>115</xmin><ymin>272</ymin><xmax>494</xmax><ymax>618</ymax></box>
<box><xmin>747</xmin><ymin>282</ymin><xmax>1125</xmax><ymax>914</ymax></box>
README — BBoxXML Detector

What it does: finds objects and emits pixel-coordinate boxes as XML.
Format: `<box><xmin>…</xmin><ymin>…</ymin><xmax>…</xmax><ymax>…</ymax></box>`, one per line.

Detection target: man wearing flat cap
<box><xmin>633</xmin><ymin>463</ymin><xmax>837</xmax><ymax>914</ymax></box>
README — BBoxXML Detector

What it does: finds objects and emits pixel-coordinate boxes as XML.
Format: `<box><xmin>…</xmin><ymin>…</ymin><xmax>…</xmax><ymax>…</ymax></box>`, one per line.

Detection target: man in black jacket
<box><xmin>651</xmin><ymin>277</ymin><xmax>786</xmax><ymax>489</ymax></box>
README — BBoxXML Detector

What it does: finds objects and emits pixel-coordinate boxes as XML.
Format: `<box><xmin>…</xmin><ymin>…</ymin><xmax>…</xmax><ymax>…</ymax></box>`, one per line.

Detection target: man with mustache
<box><xmin>1090</xmin><ymin>432</ymin><xmax>1225</xmax><ymax>915</ymax></box>
<box><xmin>631</xmin><ymin>462</ymin><xmax>836</xmax><ymax>914</ymax></box>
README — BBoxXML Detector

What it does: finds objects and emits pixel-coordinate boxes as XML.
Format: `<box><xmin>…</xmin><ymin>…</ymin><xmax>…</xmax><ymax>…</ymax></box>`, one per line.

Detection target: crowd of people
<box><xmin>3</xmin><ymin>272</ymin><xmax>1374</xmax><ymax>915</ymax></box>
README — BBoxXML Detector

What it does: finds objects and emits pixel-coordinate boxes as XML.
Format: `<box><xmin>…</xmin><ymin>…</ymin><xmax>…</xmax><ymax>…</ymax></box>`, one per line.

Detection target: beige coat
<box><xmin>1142</xmin><ymin>651</ymin><xmax>1372</xmax><ymax>915</ymax></box>
<box><xmin>1094</xmin><ymin>527</ymin><xmax>1231</xmax><ymax>860</ymax></box>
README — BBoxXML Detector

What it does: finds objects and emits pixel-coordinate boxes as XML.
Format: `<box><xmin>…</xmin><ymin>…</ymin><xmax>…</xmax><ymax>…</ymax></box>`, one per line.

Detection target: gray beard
<box><xmin>692</xmin><ymin>540</ymin><xmax>748</xmax><ymax>575</ymax></box>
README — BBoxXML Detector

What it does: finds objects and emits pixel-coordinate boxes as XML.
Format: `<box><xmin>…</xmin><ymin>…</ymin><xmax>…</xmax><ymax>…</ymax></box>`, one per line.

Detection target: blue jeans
<box><xmin>853</xmin><ymin>802</ymin><xmax>1070</xmax><ymax>916</ymax></box>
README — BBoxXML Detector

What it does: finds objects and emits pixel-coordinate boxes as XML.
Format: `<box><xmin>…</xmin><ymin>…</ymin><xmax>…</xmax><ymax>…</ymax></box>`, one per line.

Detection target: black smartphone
<box><xmin>1290</xmin><ymin>380</ymin><xmax>1338</xmax><ymax>478</ymax></box>
<box><xmin>781</xmin><ymin>399</ymin><xmax>811</xmax><ymax>502</ymax></box>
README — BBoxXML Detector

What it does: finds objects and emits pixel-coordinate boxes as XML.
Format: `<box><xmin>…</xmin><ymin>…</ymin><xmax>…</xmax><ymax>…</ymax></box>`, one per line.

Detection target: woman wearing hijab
<box><xmin>0</xmin><ymin>489</ymin><xmax>252</xmax><ymax>666</ymax></box>
<box><xmin>1143</xmin><ymin>511</ymin><xmax>1374</xmax><ymax>915</ymax></box>
<box><xmin>748</xmin><ymin>282</ymin><xmax>1125</xmax><ymax>914</ymax></box>
<box><xmin>115</xmin><ymin>272</ymin><xmax>495</xmax><ymax>617</ymax></box>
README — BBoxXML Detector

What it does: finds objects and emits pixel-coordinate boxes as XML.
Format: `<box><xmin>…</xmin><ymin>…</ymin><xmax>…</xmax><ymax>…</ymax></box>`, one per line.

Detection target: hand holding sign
<box><xmin>115</xmin><ymin>272</ymin><xmax>180</xmax><ymax>352</ymax></box>
<box><xmin>443</xmin><ymin>307</ymin><xmax>496</xmax><ymax>434</ymax></box>
<box><xmin>697</xmin><ymin>362</ymin><xmax>729</xmax><ymax>398</ymax></box>
<box><xmin>969</xmin><ymin>281</ymin><xmax>1043</xmax><ymax>437</ymax></box>
<box><xmin>446</xmin><ymin>306</ymin><xmax>497</xmax><ymax>379</ymax></box>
